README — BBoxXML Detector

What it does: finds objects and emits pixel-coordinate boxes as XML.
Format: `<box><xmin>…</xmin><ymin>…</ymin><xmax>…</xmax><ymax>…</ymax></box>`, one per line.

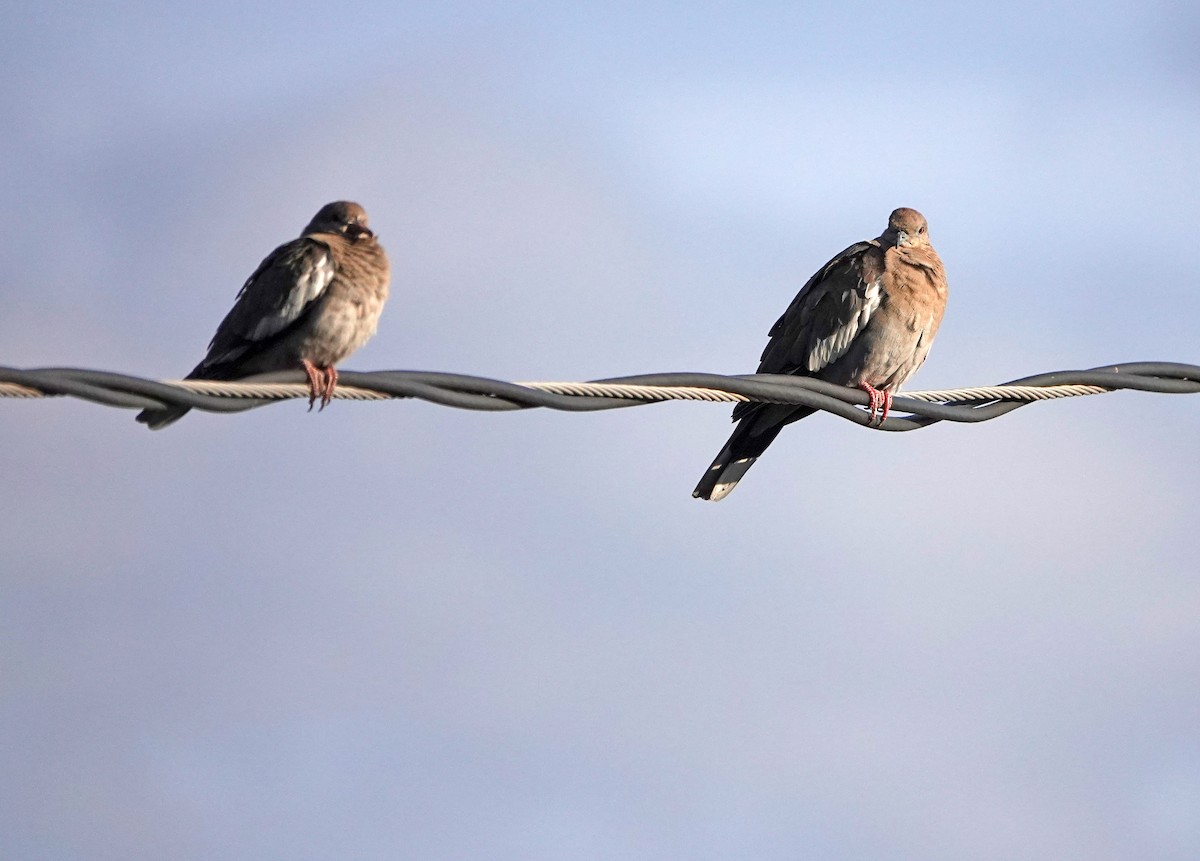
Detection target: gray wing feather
<box><xmin>246</xmin><ymin>260</ymin><xmax>333</xmax><ymax>340</ymax></box>
<box><xmin>803</xmin><ymin>279</ymin><xmax>883</xmax><ymax>372</ymax></box>
<box><xmin>757</xmin><ymin>240</ymin><xmax>881</xmax><ymax>376</ymax></box>
<box><xmin>198</xmin><ymin>238</ymin><xmax>335</xmax><ymax>370</ymax></box>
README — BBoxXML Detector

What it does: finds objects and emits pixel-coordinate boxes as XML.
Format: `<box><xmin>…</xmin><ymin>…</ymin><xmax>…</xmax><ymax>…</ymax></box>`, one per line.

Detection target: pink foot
<box><xmin>320</xmin><ymin>366</ymin><xmax>338</xmax><ymax>411</ymax></box>
<box><xmin>301</xmin><ymin>359</ymin><xmax>325</xmax><ymax>411</ymax></box>
<box><xmin>858</xmin><ymin>382</ymin><xmax>892</xmax><ymax>427</ymax></box>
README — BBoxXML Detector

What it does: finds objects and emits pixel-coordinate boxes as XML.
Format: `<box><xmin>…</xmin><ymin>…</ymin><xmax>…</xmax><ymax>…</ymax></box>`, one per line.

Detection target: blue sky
<box><xmin>2</xmin><ymin>3</ymin><xmax>1199</xmax><ymax>860</ymax></box>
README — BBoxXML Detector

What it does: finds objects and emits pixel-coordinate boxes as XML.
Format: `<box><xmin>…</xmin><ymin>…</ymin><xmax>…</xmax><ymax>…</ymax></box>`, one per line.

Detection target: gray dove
<box><xmin>137</xmin><ymin>201</ymin><xmax>390</xmax><ymax>429</ymax></box>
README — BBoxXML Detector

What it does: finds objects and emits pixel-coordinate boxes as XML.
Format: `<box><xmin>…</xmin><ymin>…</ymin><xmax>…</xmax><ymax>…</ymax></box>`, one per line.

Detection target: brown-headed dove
<box><xmin>137</xmin><ymin>201</ymin><xmax>390</xmax><ymax>429</ymax></box>
<box><xmin>693</xmin><ymin>207</ymin><xmax>948</xmax><ymax>500</ymax></box>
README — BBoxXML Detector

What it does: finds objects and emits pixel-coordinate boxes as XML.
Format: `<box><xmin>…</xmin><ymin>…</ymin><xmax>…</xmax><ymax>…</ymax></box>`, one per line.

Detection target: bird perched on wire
<box><xmin>693</xmin><ymin>207</ymin><xmax>948</xmax><ymax>501</ymax></box>
<box><xmin>136</xmin><ymin>201</ymin><xmax>391</xmax><ymax>430</ymax></box>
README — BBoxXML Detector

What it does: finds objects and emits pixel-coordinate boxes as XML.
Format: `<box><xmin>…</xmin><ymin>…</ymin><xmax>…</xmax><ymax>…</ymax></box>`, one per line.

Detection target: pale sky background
<box><xmin>2</xmin><ymin>3</ymin><xmax>1199</xmax><ymax>860</ymax></box>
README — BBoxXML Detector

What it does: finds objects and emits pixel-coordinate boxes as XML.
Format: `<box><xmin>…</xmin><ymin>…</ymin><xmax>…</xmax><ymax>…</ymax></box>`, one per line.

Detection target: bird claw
<box><xmin>302</xmin><ymin>359</ymin><xmax>326</xmax><ymax>412</ymax></box>
<box><xmin>859</xmin><ymin>383</ymin><xmax>891</xmax><ymax>427</ymax></box>
<box><xmin>320</xmin><ymin>366</ymin><xmax>338</xmax><ymax>411</ymax></box>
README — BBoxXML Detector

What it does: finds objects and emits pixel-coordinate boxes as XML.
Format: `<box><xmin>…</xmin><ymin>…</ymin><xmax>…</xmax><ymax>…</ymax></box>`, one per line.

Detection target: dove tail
<box><xmin>691</xmin><ymin>405</ymin><xmax>815</xmax><ymax>501</ymax></box>
<box><xmin>135</xmin><ymin>406</ymin><xmax>191</xmax><ymax>430</ymax></box>
<box><xmin>135</xmin><ymin>361</ymin><xmax>220</xmax><ymax>429</ymax></box>
<box><xmin>692</xmin><ymin>421</ymin><xmax>783</xmax><ymax>501</ymax></box>
<box><xmin>692</xmin><ymin>438</ymin><xmax>761</xmax><ymax>501</ymax></box>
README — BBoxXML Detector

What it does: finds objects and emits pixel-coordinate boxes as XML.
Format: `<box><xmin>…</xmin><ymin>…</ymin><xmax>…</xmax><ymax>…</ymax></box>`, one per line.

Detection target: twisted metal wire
<box><xmin>0</xmin><ymin>362</ymin><xmax>1196</xmax><ymax>431</ymax></box>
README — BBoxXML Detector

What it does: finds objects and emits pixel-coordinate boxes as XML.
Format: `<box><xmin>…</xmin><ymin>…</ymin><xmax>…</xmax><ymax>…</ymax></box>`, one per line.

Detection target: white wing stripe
<box><xmin>248</xmin><ymin>251</ymin><xmax>335</xmax><ymax>340</ymax></box>
<box><xmin>806</xmin><ymin>279</ymin><xmax>883</xmax><ymax>372</ymax></box>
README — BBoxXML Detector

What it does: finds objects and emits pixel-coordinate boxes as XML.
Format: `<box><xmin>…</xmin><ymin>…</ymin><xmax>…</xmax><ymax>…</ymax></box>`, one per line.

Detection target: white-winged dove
<box><xmin>137</xmin><ymin>201</ymin><xmax>391</xmax><ymax>429</ymax></box>
<box><xmin>693</xmin><ymin>207</ymin><xmax>948</xmax><ymax>501</ymax></box>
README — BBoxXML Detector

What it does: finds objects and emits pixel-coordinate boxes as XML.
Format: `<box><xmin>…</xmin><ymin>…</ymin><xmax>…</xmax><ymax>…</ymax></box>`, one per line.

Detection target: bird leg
<box><xmin>878</xmin><ymin>390</ymin><xmax>892</xmax><ymax>425</ymax></box>
<box><xmin>320</xmin><ymin>366</ymin><xmax>338</xmax><ymax>410</ymax></box>
<box><xmin>301</xmin><ymin>359</ymin><xmax>325</xmax><ymax>411</ymax></box>
<box><xmin>858</xmin><ymin>382</ymin><xmax>892</xmax><ymax>427</ymax></box>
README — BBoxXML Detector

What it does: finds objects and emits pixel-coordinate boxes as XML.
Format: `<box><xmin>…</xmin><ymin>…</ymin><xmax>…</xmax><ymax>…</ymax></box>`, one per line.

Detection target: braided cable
<box><xmin>1</xmin><ymin>362</ymin><xmax>1196</xmax><ymax>430</ymax></box>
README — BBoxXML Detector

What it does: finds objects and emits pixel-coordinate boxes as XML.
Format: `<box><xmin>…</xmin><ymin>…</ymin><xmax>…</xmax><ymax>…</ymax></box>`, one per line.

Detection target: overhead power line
<box><xmin>0</xmin><ymin>362</ymin><xmax>1196</xmax><ymax>430</ymax></box>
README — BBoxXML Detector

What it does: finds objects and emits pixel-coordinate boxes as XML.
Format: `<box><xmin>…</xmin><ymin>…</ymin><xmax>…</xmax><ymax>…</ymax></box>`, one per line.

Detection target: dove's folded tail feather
<box><xmin>135</xmin><ymin>405</ymin><xmax>191</xmax><ymax>430</ymax></box>
<box><xmin>692</xmin><ymin>408</ymin><xmax>810</xmax><ymax>500</ymax></box>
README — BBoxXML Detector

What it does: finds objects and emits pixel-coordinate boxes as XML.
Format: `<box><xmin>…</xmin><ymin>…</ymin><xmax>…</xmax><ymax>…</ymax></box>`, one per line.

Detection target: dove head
<box><xmin>883</xmin><ymin>207</ymin><xmax>929</xmax><ymax>248</ymax></box>
<box><xmin>304</xmin><ymin>201</ymin><xmax>374</xmax><ymax>239</ymax></box>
